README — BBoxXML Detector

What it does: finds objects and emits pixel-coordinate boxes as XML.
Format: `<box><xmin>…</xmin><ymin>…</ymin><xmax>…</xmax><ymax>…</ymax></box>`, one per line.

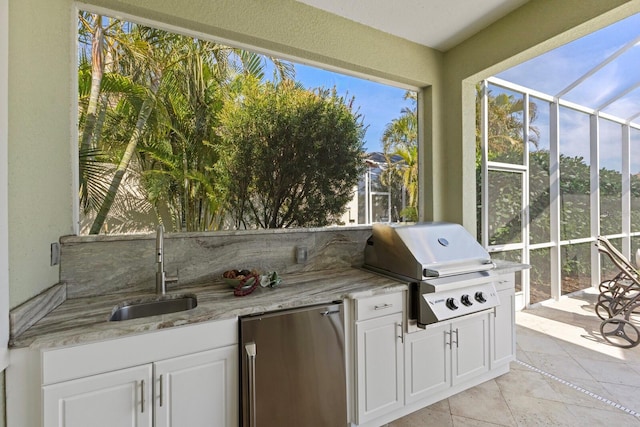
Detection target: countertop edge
<box><xmin>13</xmin><ymin>263</ymin><xmax>524</xmax><ymax>351</ymax></box>
<box><xmin>12</xmin><ymin>268</ymin><xmax>406</xmax><ymax>350</ymax></box>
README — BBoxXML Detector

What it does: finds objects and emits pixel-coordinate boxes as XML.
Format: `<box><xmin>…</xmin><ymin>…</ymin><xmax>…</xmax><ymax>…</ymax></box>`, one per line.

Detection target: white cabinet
<box><xmin>405</xmin><ymin>311</ymin><xmax>490</xmax><ymax>405</ymax></box>
<box><xmin>43</xmin><ymin>346</ymin><xmax>237</xmax><ymax>427</ymax></box>
<box><xmin>9</xmin><ymin>318</ymin><xmax>238</xmax><ymax>427</ymax></box>
<box><xmin>404</xmin><ymin>322</ymin><xmax>450</xmax><ymax>403</ymax></box>
<box><xmin>451</xmin><ymin>312</ymin><xmax>490</xmax><ymax>385</ymax></box>
<box><xmin>43</xmin><ymin>365</ymin><xmax>153</xmax><ymax>427</ymax></box>
<box><xmin>154</xmin><ymin>346</ymin><xmax>237</xmax><ymax>427</ymax></box>
<box><xmin>491</xmin><ymin>276</ymin><xmax>516</xmax><ymax>368</ymax></box>
<box><xmin>353</xmin><ymin>292</ymin><xmax>404</xmax><ymax>425</ymax></box>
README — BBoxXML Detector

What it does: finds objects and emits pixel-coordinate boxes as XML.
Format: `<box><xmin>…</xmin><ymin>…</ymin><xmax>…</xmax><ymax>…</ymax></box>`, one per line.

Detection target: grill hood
<box><xmin>364</xmin><ymin>222</ymin><xmax>494</xmax><ymax>281</ymax></box>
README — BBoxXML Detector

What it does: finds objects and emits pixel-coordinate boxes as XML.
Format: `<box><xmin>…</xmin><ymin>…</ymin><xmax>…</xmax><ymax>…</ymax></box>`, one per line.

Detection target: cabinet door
<box><xmin>355</xmin><ymin>312</ymin><xmax>404</xmax><ymax>425</ymax></box>
<box><xmin>451</xmin><ymin>313</ymin><xmax>490</xmax><ymax>386</ymax></box>
<box><xmin>404</xmin><ymin>322</ymin><xmax>450</xmax><ymax>404</ymax></box>
<box><xmin>492</xmin><ymin>287</ymin><xmax>516</xmax><ymax>368</ymax></box>
<box><xmin>154</xmin><ymin>345</ymin><xmax>238</xmax><ymax>427</ymax></box>
<box><xmin>43</xmin><ymin>364</ymin><xmax>153</xmax><ymax>427</ymax></box>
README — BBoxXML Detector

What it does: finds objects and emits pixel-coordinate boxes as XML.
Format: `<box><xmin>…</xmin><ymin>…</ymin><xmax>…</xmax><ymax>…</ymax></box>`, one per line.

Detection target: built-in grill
<box><xmin>364</xmin><ymin>222</ymin><xmax>499</xmax><ymax>328</ymax></box>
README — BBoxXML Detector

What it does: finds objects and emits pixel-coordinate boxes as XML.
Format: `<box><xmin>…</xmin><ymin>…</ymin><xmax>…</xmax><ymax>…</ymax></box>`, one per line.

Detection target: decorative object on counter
<box><xmin>260</xmin><ymin>271</ymin><xmax>281</xmax><ymax>288</ymax></box>
<box><xmin>222</xmin><ymin>269</ymin><xmax>260</xmax><ymax>296</ymax></box>
<box><xmin>233</xmin><ymin>280</ymin><xmax>259</xmax><ymax>296</ymax></box>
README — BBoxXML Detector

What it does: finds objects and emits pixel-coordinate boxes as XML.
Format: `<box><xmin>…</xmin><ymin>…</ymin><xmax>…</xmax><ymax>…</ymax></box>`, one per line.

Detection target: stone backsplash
<box><xmin>60</xmin><ymin>226</ymin><xmax>373</xmax><ymax>299</ymax></box>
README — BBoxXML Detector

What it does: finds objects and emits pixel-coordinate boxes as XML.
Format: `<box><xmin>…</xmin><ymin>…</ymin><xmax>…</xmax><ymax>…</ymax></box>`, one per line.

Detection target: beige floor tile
<box><xmin>515</xmin><ymin>327</ymin><xmax>569</xmax><ymax>355</ymax></box>
<box><xmin>564</xmin><ymin>401</ymin><xmax>640</xmax><ymax>426</ymax></box>
<box><xmin>503</xmin><ymin>394</ymin><xmax>578</xmax><ymax>426</ymax></box>
<box><xmin>388</xmin><ymin>406</ymin><xmax>453</xmax><ymax>427</ymax></box>
<box><xmin>522</xmin><ymin>351</ymin><xmax>596</xmax><ymax>381</ymax></box>
<box><xmin>517</xmin><ymin>315</ymin><xmax>598</xmax><ymax>347</ymax></box>
<box><xmin>541</xmin><ymin>375</ymin><xmax>621</xmax><ymax>411</ymax></box>
<box><xmin>425</xmin><ymin>398</ymin><xmax>450</xmax><ymax>414</ymax></box>
<box><xmin>448</xmin><ymin>380</ymin><xmax>516</xmax><ymax>426</ymax></box>
<box><xmin>514</xmin><ymin>348</ymin><xmax>534</xmax><ymax>367</ymax></box>
<box><xmin>621</xmin><ymin>349</ymin><xmax>640</xmax><ymax>364</ymax></box>
<box><xmin>499</xmin><ymin>364</ymin><xmax>616</xmax><ymax>413</ymax></box>
<box><xmin>451</xmin><ymin>415</ymin><xmax>511</xmax><ymax>427</ymax></box>
<box><xmin>494</xmin><ymin>368</ymin><xmax>563</xmax><ymax>403</ymax></box>
<box><xmin>573</xmin><ymin>356</ymin><xmax>640</xmax><ymax>386</ymax></box>
<box><xmin>626</xmin><ymin>358</ymin><xmax>640</xmax><ymax>372</ymax></box>
<box><xmin>554</xmin><ymin>336</ymin><xmax>627</xmax><ymax>362</ymax></box>
<box><xmin>597</xmin><ymin>381</ymin><xmax>640</xmax><ymax>413</ymax></box>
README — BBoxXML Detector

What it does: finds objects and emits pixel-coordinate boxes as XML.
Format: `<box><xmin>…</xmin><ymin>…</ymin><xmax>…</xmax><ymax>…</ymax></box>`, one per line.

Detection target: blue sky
<box><xmin>290</xmin><ymin>13</ymin><xmax>640</xmax><ymax>162</ymax></box>
<box><xmin>291</xmin><ymin>64</ymin><xmax>412</xmax><ymax>153</ymax></box>
<box><xmin>495</xmin><ymin>13</ymin><xmax>640</xmax><ymax>173</ymax></box>
<box><xmin>497</xmin><ymin>13</ymin><xmax>640</xmax><ymax>118</ymax></box>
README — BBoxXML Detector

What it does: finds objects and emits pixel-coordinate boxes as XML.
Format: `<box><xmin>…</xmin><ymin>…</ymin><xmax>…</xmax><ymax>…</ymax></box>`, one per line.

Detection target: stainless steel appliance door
<box><xmin>240</xmin><ymin>302</ymin><xmax>347</xmax><ymax>427</ymax></box>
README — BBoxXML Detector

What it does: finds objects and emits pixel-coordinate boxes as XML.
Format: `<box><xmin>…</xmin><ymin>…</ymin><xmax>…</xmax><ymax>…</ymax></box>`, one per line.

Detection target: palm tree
<box><xmin>77</xmin><ymin>13</ymin><xmax>121</xmax><ymax>212</ymax></box>
<box><xmin>381</xmin><ymin>93</ymin><xmax>417</xmax><ymax>153</ymax></box>
<box><xmin>475</xmin><ymin>85</ymin><xmax>539</xmax><ymax>165</ymax></box>
<box><xmin>140</xmin><ymin>38</ymin><xmax>229</xmax><ymax>231</ymax></box>
<box><xmin>381</xmin><ymin>91</ymin><xmax>418</xmax><ymax>219</ymax></box>
<box><xmin>81</xmin><ymin>16</ymin><xmax>296</xmax><ymax>233</ymax></box>
<box><xmin>88</xmin><ymin>25</ymin><xmax>170</xmax><ymax>234</ymax></box>
<box><xmin>391</xmin><ymin>145</ymin><xmax>418</xmax><ymax>210</ymax></box>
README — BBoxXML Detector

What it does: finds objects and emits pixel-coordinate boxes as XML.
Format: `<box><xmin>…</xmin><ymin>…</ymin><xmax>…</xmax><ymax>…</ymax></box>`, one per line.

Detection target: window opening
<box><xmin>77</xmin><ymin>11</ymin><xmax>419</xmax><ymax>234</ymax></box>
<box><xmin>479</xmin><ymin>77</ymin><xmax>640</xmax><ymax>307</ymax></box>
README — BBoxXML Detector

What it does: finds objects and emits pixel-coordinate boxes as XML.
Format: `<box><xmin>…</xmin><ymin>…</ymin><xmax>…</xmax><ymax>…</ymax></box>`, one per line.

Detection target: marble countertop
<box><xmin>10</xmin><ymin>267</ymin><xmax>406</xmax><ymax>350</ymax></box>
<box><xmin>11</xmin><ymin>261</ymin><xmax>526</xmax><ymax>350</ymax></box>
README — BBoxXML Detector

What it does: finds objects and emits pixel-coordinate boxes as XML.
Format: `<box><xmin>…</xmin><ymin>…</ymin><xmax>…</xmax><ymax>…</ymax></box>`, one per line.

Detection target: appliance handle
<box><xmin>424</xmin><ymin>261</ymin><xmax>494</xmax><ymax>278</ymax></box>
<box><xmin>140</xmin><ymin>379</ymin><xmax>145</xmax><ymax>413</ymax></box>
<box><xmin>245</xmin><ymin>342</ymin><xmax>257</xmax><ymax>427</ymax></box>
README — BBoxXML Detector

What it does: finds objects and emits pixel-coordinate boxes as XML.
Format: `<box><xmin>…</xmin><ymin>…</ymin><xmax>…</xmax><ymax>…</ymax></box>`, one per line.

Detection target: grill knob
<box><xmin>446</xmin><ymin>298</ymin><xmax>459</xmax><ymax>310</ymax></box>
<box><xmin>475</xmin><ymin>291</ymin><xmax>487</xmax><ymax>303</ymax></box>
<box><xmin>461</xmin><ymin>294</ymin><xmax>473</xmax><ymax>306</ymax></box>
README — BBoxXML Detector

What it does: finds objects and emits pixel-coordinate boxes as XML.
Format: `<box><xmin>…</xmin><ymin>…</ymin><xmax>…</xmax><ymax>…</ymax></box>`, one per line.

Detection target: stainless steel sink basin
<box><xmin>109</xmin><ymin>295</ymin><xmax>197</xmax><ymax>321</ymax></box>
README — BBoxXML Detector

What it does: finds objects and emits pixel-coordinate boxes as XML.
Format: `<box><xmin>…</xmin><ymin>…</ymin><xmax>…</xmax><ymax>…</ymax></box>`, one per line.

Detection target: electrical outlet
<box><xmin>295</xmin><ymin>246</ymin><xmax>308</xmax><ymax>264</ymax></box>
<box><xmin>50</xmin><ymin>242</ymin><xmax>60</xmax><ymax>266</ymax></box>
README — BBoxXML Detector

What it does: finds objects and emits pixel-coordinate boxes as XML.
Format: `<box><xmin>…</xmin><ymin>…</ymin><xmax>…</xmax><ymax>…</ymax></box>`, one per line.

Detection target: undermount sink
<box><xmin>108</xmin><ymin>295</ymin><xmax>198</xmax><ymax>321</ymax></box>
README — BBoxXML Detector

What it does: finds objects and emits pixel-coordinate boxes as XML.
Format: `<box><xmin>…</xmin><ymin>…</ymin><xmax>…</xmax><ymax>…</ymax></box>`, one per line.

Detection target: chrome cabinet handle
<box><xmin>245</xmin><ymin>342</ymin><xmax>257</xmax><ymax>427</ymax></box>
<box><xmin>397</xmin><ymin>322</ymin><xmax>404</xmax><ymax>343</ymax></box>
<box><xmin>140</xmin><ymin>379</ymin><xmax>145</xmax><ymax>413</ymax></box>
<box><xmin>453</xmin><ymin>328</ymin><xmax>459</xmax><ymax>348</ymax></box>
<box><xmin>374</xmin><ymin>303</ymin><xmax>392</xmax><ymax>310</ymax></box>
<box><xmin>445</xmin><ymin>330</ymin><xmax>451</xmax><ymax>349</ymax></box>
<box><xmin>159</xmin><ymin>374</ymin><xmax>164</xmax><ymax>407</ymax></box>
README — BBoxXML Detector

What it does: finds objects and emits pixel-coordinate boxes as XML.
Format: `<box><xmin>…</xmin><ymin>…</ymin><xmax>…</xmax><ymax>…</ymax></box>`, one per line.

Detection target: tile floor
<box><xmin>390</xmin><ymin>288</ymin><xmax>640</xmax><ymax>426</ymax></box>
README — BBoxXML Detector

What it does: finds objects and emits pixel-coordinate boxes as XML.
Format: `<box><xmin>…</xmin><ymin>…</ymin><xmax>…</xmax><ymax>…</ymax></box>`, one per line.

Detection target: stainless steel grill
<box><xmin>364</xmin><ymin>222</ymin><xmax>500</xmax><ymax>328</ymax></box>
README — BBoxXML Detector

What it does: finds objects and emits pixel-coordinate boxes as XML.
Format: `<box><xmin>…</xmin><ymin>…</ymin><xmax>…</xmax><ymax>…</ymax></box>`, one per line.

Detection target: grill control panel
<box><xmin>419</xmin><ymin>282</ymin><xmax>500</xmax><ymax>324</ymax></box>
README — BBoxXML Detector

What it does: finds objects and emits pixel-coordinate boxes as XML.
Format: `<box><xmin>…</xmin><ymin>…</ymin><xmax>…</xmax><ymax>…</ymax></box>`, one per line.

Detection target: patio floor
<box><xmin>390</xmin><ymin>288</ymin><xmax>640</xmax><ymax>426</ymax></box>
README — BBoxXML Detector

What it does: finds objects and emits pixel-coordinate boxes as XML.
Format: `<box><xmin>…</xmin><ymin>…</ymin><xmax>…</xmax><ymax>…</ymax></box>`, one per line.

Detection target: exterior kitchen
<box><xmin>2</xmin><ymin>1</ymin><xmax>640</xmax><ymax>426</ymax></box>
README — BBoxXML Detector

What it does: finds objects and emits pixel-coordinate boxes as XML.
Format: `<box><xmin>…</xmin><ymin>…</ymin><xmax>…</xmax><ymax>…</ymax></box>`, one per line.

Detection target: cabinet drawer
<box><xmin>355</xmin><ymin>292</ymin><xmax>403</xmax><ymax>321</ymax></box>
<box><xmin>494</xmin><ymin>273</ymin><xmax>515</xmax><ymax>291</ymax></box>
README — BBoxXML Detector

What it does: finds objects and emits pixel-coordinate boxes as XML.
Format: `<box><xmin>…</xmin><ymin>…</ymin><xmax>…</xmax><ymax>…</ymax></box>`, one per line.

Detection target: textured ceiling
<box><xmin>296</xmin><ymin>0</ymin><xmax>529</xmax><ymax>51</ymax></box>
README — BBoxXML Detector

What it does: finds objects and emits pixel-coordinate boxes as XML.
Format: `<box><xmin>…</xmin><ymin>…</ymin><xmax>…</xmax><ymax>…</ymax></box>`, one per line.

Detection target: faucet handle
<box><xmin>166</xmin><ymin>268</ymin><xmax>179</xmax><ymax>284</ymax></box>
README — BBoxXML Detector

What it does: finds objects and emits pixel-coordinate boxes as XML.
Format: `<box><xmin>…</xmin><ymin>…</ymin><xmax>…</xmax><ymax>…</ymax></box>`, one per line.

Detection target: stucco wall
<box><xmin>0</xmin><ymin>372</ymin><xmax>4</xmax><ymax>427</ymax></box>
<box><xmin>1</xmin><ymin>0</ymin><xmax>10</xmax><ymax>371</ymax></box>
<box><xmin>8</xmin><ymin>0</ymin><xmax>75</xmax><ymax>308</ymax></box>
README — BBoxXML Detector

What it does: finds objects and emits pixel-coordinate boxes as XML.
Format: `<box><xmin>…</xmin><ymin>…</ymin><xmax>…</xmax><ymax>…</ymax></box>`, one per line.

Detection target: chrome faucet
<box><xmin>156</xmin><ymin>224</ymin><xmax>178</xmax><ymax>295</ymax></box>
